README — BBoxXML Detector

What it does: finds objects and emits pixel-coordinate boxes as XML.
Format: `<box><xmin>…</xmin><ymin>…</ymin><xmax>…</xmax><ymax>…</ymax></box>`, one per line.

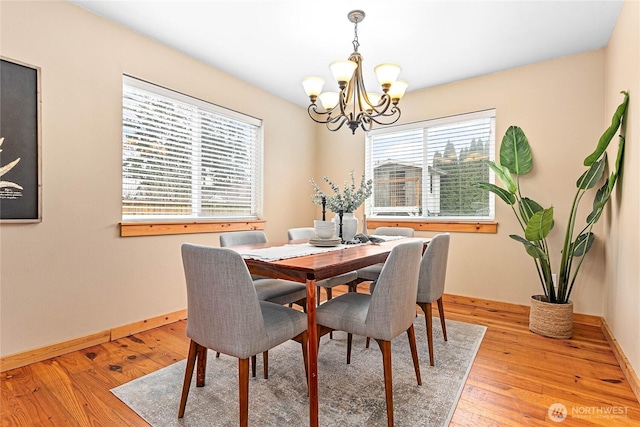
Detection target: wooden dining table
<box><xmin>232</xmin><ymin>237</ymin><xmax>429</xmax><ymax>427</ymax></box>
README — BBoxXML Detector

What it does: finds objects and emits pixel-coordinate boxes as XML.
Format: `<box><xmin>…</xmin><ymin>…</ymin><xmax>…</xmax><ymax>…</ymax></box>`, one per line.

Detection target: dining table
<box><xmin>229</xmin><ymin>236</ymin><xmax>429</xmax><ymax>427</ymax></box>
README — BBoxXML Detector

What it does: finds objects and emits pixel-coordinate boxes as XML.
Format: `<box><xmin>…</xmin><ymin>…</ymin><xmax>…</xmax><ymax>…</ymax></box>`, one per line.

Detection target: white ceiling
<box><xmin>69</xmin><ymin>0</ymin><xmax>623</xmax><ymax>108</ymax></box>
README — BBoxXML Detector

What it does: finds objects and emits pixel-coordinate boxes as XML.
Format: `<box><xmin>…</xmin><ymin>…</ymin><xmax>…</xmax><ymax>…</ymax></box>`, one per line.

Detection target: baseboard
<box><xmin>443</xmin><ymin>293</ymin><xmax>602</xmax><ymax>326</ymax></box>
<box><xmin>601</xmin><ymin>319</ymin><xmax>640</xmax><ymax>403</ymax></box>
<box><xmin>0</xmin><ymin>309</ymin><xmax>188</xmax><ymax>372</ymax></box>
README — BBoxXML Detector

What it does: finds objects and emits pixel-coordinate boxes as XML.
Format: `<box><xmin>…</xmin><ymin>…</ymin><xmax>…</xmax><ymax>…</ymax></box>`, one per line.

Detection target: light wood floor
<box><xmin>2</xmin><ymin>289</ymin><xmax>639</xmax><ymax>426</ymax></box>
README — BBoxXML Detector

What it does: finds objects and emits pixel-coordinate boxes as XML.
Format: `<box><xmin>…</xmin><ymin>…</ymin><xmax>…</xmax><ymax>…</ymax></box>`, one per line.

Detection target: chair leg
<box><xmin>178</xmin><ymin>340</ymin><xmax>198</xmax><ymax>418</ymax></box>
<box><xmin>437</xmin><ymin>297</ymin><xmax>448</xmax><ymax>341</ymax></box>
<box><xmin>263</xmin><ymin>351</ymin><xmax>269</xmax><ymax>379</ymax></box>
<box><xmin>325</xmin><ymin>288</ymin><xmax>333</xmax><ymax>339</ymax></box>
<box><xmin>251</xmin><ymin>355</ymin><xmax>257</xmax><ymax>378</ymax></box>
<box><xmin>239</xmin><ymin>358</ymin><xmax>249</xmax><ymax>427</ymax></box>
<box><xmin>196</xmin><ymin>344</ymin><xmax>208</xmax><ymax>387</ymax></box>
<box><xmin>375</xmin><ymin>339</ymin><xmax>394</xmax><ymax>427</ymax></box>
<box><xmin>300</xmin><ymin>330</ymin><xmax>309</xmax><ymax>389</ymax></box>
<box><xmin>216</xmin><ymin>352</ymin><xmax>220</xmax><ymax>358</ymax></box>
<box><xmin>365</xmin><ymin>337</ymin><xmax>370</xmax><ymax>348</ymax></box>
<box><xmin>347</xmin><ymin>333</ymin><xmax>353</xmax><ymax>364</ymax></box>
<box><xmin>406</xmin><ymin>325</ymin><xmax>422</xmax><ymax>385</ymax></box>
<box><xmin>418</xmin><ymin>302</ymin><xmax>435</xmax><ymax>366</ymax></box>
<box><xmin>316</xmin><ymin>286</ymin><xmax>322</xmax><ymax>307</ymax></box>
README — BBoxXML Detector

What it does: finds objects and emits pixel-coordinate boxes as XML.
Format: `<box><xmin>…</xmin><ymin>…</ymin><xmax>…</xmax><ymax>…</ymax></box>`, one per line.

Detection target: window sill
<box><xmin>120</xmin><ymin>219</ymin><xmax>266</xmax><ymax>237</ymax></box>
<box><xmin>366</xmin><ymin>219</ymin><xmax>497</xmax><ymax>234</ymax></box>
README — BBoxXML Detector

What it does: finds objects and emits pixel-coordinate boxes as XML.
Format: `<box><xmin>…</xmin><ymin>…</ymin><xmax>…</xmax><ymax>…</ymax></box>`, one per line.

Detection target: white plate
<box><xmin>309</xmin><ymin>237</ymin><xmax>341</xmax><ymax>247</ymax></box>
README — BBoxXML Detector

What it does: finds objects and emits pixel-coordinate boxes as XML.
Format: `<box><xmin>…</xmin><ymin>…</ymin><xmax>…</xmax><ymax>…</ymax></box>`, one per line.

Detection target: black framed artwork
<box><xmin>0</xmin><ymin>57</ymin><xmax>42</xmax><ymax>222</ymax></box>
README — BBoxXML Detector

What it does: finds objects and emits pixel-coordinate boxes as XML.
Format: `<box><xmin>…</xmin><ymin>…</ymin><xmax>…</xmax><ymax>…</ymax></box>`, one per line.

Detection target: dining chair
<box><xmin>219</xmin><ymin>231</ymin><xmax>307</xmax><ymax>308</ymax></box>
<box><xmin>416</xmin><ymin>233</ymin><xmax>450</xmax><ymax>366</ymax></box>
<box><xmin>287</xmin><ymin>227</ymin><xmax>358</xmax><ymax>307</ymax></box>
<box><xmin>353</xmin><ymin>226</ymin><xmax>415</xmax><ymax>290</ymax></box>
<box><xmin>366</xmin><ymin>233</ymin><xmax>451</xmax><ymax>364</ymax></box>
<box><xmin>219</xmin><ymin>230</ymin><xmax>307</xmax><ymax>377</ymax></box>
<box><xmin>316</xmin><ymin>240</ymin><xmax>423</xmax><ymax>427</ymax></box>
<box><xmin>178</xmin><ymin>244</ymin><xmax>308</xmax><ymax>426</ymax></box>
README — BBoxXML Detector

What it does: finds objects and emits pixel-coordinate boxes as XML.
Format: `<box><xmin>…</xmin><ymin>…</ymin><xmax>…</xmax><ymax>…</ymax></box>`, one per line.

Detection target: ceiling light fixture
<box><xmin>302</xmin><ymin>10</ymin><xmax>408</xmax><ymax>135</ymax></box>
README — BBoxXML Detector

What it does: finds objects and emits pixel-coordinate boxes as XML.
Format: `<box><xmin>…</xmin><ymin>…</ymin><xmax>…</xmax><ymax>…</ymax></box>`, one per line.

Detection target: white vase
<box><xmin>332</xmin><ymin>212</ymin><xmax>359</xmax><ymax>242</ymax></box>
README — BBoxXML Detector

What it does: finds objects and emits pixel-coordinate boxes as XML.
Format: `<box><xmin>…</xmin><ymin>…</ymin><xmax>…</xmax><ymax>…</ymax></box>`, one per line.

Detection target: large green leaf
<box><xmin>518</xmin><ymin>197</ymin><xmax>543</xmax><ymax>224</ymax></box>
<box><xmin>500</xmin><ymin>126</ymin><xmax>532</xmax><ymax>176</ymax></box>
<box><xmin>609</xmin><ymin>135</ymin><xmax>625</xmax><ymax>191</ymax></box>
<box><xmin>510</xmin><ymin>234</ymin><xmax>547</xmax><ymax>259</ymax></box>
<box><xmin>525</xmin><ymin>207</ymin><xmax>554</xmax><ymax>241</ymax></box>
<box><xmin>586</xmin><ymin>181</ymin><xmax>611</xmax><ymax>224</ymax></box>
<box><xmin>475</xmin><ymin>182</ymin><xmax>516</xmax><ymax>205</ymax></box>
<box><xmin>573</xmin><ymin>232</ymin><xmax>594</xmax><ymax>257</ymax></box>
<box><xmin>487</xmin><ymin>161</ymin><xmax>517</xmax><ymax>194</ymax></box>
<box><xmin>576</xmin><ymin>154</ymin><xmax>606</xmax><ymax>190</ymax></box>
<box><xmin>584</xmin><ymin>91</ymin><xmax>629</xmax><ymax>166</ymax></box>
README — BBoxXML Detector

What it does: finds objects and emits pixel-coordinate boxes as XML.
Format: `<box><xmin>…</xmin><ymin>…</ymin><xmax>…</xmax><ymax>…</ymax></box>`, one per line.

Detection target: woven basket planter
<box><xmin>529</xmin><ymin>295</ymin><xmax>574</xmax><ymax>339</ymax></box>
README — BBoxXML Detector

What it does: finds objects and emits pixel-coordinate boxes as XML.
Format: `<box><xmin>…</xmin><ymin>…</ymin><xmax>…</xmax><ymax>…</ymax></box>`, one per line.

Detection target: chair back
<box><xmin>416</xmin><ymin>233</ymin><xmax>450</xmax><ymax>304</ymax></box>
<box><xmin>373</xmin><ymin>226</ymin><xmax>415</xmax><ymax>237</ymax></box>
<box><xmin>365</xmin><ymin>240</ymin><xmax>422</xmax><ymax>341</ymax></box>
<box><xmin>287</xmin><ymin>227</ymin><xmax>315</xmax><ymax>240</ymax></box>
<box><xmin>219</xmin><ymin>230</ymin><xmax>268</xmax><ymax>247</ymax></box>
<box><xmin>181</xmin><ymin>243</ymin><xmax>267</xmax><ymax>358</ymax></box>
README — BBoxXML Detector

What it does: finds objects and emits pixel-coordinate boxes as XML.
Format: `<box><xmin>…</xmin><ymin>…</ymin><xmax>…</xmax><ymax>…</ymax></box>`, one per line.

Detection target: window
<box><xmin>122</xmin><ymin>76</ymin><xmax>263</xmax><ymax>221</ymax></box>
<box><xmin>365</xmin><ymin>110</ymin><xmax>495</xmax><ymax>221</ymax></box>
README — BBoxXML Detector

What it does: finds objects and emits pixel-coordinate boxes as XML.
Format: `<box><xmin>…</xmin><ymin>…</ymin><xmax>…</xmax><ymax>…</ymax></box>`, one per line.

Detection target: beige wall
<box><xmin>320</xmin><ymin>50</ymin><xmax>608</xmax><ymax>314</ymax></box>
<box><xmin>0</xmin><ymin>1</ymin><xmax>317</xmax><ymax>357</ymax></box>
<box><xmin>603</xmin><ymin>0</ymin><xmax>640</xmax><ymax>379</ymax></box>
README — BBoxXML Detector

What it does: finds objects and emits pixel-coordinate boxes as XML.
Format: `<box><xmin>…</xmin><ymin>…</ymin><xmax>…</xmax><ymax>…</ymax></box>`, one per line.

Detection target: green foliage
<box><xmin>310</xmin><ymin>170</ymin><xmax>373</xmax><ymax>213</ymax></box>
<box><xmin>476</xmin><ymin>91</ymin><xmax>629</xmax><ymax>303</ymax></box>
<box><xmin>435</xmin><ymin>138</ymin><xmax>492</xmax><ymax>216</ymax></box>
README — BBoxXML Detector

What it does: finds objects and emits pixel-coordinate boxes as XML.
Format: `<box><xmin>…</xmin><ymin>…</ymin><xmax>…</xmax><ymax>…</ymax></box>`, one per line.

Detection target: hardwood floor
<box><xmin>2</xmin><ymin>290</ymin><xmax>639</xmax><ymax>426</ymax></box>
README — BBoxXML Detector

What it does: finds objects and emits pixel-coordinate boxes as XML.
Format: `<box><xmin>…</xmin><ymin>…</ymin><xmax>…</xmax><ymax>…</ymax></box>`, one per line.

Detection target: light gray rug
<box><xmin>112</xmin><ymin>317</ymin><xmax>486</xmax><ymax>426</ymax></box>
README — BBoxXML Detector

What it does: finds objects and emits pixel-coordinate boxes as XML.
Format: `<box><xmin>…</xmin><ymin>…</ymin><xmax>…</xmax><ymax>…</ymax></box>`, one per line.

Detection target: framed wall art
<box><xmin>1</xmin><ymin>57</ymin><xmax>42</xmax><ymax>222</ymax></box>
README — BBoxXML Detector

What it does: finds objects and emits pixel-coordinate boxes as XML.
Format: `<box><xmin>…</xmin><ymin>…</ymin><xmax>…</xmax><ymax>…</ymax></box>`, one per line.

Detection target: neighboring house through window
<box><xmin>121</xmin><ymin>76</ymin><xmax>263</xmax><ymax>221</ymax></box>
<box><xmin>365</xmin><ymin>109</ymin><xmax>495</xmax><ymax>221</ymax></box>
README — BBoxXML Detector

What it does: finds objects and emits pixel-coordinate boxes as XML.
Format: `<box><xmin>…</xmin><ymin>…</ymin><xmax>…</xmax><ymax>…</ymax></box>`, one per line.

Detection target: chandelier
<box><xmin>302</xmin><ymin>10</ymin><xmax>408</xmax><ymax>134</ymax></box>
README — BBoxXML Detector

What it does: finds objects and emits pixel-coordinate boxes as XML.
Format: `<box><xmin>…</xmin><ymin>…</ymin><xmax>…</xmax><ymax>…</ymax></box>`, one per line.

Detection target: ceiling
<box><xmin>69</xmin><ymin>1</ymin><xmax>623</xmax><ymax>108</ymax></box>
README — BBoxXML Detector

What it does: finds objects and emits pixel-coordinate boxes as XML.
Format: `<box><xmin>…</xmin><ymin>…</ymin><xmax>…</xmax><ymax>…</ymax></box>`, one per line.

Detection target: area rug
<box><xmin>112</xmin><ymin>317</ymin><xmax>486</xmax><ymax>426</ymax></box>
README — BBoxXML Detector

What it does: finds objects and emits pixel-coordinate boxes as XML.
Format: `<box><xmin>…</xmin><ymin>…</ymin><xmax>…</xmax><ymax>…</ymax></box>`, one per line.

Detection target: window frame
<box><xmin>365</xmin><ymin>109</ymin><xmax>497</xmax><ymax>233</ymax></box>
<box><xmin>120</xmin><ymin>76</ymin><xmax>264</xmax><ymax>236</ymax></box>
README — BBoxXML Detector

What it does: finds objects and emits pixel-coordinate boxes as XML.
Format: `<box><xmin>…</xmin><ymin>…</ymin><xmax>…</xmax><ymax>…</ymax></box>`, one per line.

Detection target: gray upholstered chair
<box><xmin>287</xmin><ymin>227</ymin><xmax>358</xmax><ymax>306</ymax></box>
<box><xmin>354</xmin><ymin>226</ymin><xmax>415</xmax><ymax>288</ymax></box>
<box><xmin>219</xmin><ymin>230</ymin><xmax>307</xmax><ymax>308</ymax></box>
<box><xmin>416</xmin><ymin>233</ymin><xmax>450</xmax><ymax>366</ymax></box>
<box><xmin>316</xmin><ymin>240</ymin><xmax>423</xmax><ymax>427</ymax></box>
<box><xmin>219</xmin><ymin>230</ymin><xmax>307</xmax><ymax>377</ymax></box>
<box><xmin>178</xmin><ymin>244</ymin><xmax>308</xmax><ymax>426</ymax></box>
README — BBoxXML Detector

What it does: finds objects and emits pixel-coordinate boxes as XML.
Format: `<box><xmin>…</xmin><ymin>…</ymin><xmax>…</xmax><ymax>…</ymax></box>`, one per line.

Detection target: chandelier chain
<box><xmin>352</xmin><ymin>19</ymin><xmax>360</xmax><ymax>53</ymax></box>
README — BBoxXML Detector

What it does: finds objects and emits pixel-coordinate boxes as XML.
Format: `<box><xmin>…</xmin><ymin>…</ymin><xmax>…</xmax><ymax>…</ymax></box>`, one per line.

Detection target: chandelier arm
<box><xmin>365</xmin><ymin>94</ymin><xmax>393</xmax><ymax>117</ymax></box>
<box><xmin>326</xmin><ymin>116</ymin><xmax>349</xmax><ymax>132</ymax></box>
<box><xmin>307</xmin><ymin>104</ymin><xmax>341</xmax><ymax>125</ymax></box>
<box><xmin>363</xmin><ymin>106</ymin><xmax>402</xmax><ymax>126</ymax></box>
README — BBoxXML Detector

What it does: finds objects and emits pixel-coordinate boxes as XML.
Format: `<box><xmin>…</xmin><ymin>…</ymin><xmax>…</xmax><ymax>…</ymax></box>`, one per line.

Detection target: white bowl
<box><xmin>314</xmin><ymin>220</ymin><xmax>336</xmax><ymax>239</ymax></box>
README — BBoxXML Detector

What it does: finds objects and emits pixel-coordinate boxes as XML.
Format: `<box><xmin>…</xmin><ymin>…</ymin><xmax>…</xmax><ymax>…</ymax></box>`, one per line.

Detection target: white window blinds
<box><xmin>366</xmin><ymin>110</ymin><xmax>495</xmax><ymax>220</ymax></box>
<box><xmin>122</xmin><ymin>76</ymin><xmax>263</xmax><ymax>221</ymax></box>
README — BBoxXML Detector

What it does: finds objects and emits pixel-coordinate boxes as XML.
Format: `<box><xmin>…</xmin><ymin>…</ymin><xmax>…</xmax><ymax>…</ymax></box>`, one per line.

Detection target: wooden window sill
<box><xmin>120</xmin><ymin>219</ymin><xmax>266</xmax><ymax>237</ymax></box>
<box><xmin>366</xmin><ymin>219</ymin><xmax>497</xmax><ymax>234</ymax></box>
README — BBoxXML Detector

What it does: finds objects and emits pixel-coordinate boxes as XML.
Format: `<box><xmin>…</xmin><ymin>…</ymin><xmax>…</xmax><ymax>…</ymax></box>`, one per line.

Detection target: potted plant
<box><xmin>310</xmin><ymin>170</ymin><xmax>373</xmax><ymax>241</ymax></box>
<box><xmin>476</xmin><ymin>91</ymin><xmax>629</xmax><ymax>338</ymax></box>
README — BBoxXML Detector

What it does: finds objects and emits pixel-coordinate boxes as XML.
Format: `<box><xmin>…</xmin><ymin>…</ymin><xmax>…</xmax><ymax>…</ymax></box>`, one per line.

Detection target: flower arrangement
<box><xmin>310</xmin><ymin>170</ymin><xmax>373</xmax><ymax>213</ymax></box>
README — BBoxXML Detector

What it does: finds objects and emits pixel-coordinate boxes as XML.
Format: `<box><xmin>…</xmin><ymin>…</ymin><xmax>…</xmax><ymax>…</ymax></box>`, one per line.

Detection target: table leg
<box><xmin>306</xmin><ymin>276</ymin><xmax>319</xmax><ymax>427</ymax></box>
